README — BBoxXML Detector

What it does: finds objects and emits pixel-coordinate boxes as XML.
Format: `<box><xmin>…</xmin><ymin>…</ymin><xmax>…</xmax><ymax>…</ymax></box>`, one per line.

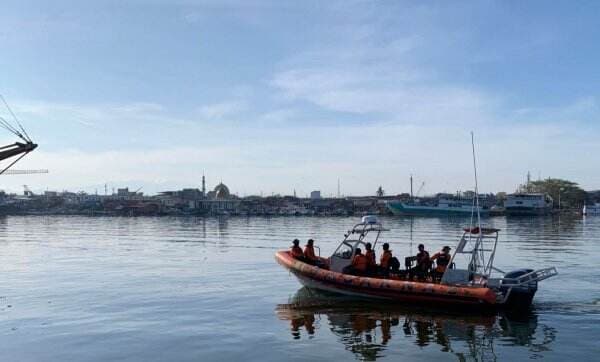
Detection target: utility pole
<box><xmin>337</xmin><ymin>178</ymin><xmax>340</xmax><ymax>198</ymax></box>
<box><xmin>410</xmin><ymin>174</ymin><xmax>413</xmax><ymax>198</ymax></box>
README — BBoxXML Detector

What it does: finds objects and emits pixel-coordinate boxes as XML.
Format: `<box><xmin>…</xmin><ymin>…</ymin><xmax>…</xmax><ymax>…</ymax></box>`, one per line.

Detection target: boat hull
<box><xmin>276</xmin><ymin>251</ymin><xmax>498</xmax><ymax>307</ymax></box>
<box><xmin>386</xmin><ymin>201</ymin><xmax>489</xmax><ymax>216</ymax></box>
<box><xmin>505</xmin><ymin>207</ymin><xmax>552</xmax><ymax>216</ymax></box>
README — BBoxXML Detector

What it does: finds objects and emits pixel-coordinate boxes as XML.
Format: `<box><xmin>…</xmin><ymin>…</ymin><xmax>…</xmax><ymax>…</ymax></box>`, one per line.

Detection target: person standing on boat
<box><xmin>379</xmin><ymin>242</ymin><xmax>393</xmax><ymax>276</ymax></box>
<box><xmin>365</xmin><ymin>242</ymin><xmax>377</xmax><ymax>274</ymax></box>
<box><xmin>291</xmin><ymin>239</ymin><xmax>304</xmax><ymax>260</ymax></box>
<box><xmin>431</xmin><ymin>246</ymin><xmax>452</xmax><ymax>281</ymax></box>
<box><xmin>410</xmin><ymin>244</ymin><xmax>431</xmax><ymax>280</ymax></box>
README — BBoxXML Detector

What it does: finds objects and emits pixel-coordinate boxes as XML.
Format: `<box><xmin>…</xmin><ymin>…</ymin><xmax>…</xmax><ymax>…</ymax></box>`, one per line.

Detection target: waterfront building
<box><xmin>195</xmin><ymin>182</ymin><xmax>240</xmax><ymax>214</ymax></box>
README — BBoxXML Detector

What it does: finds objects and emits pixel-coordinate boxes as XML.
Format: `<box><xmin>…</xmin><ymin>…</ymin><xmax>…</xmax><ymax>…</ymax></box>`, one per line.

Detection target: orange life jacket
<box><xmin>432</xmin><ymin>252</ymin><xmax>451</xmax><ymax>273</ymax></box>
<box><xmin>380</xmin><ymin>250</ymin><xmax>392</xmax><ymax>268</ymax></box>
<box><xmin>416</xmin><ymin>250</ymin><xmax>430</xmax><ymax>269</ymax></box>
<box><xmin>291</xmin><ymin>245</ymin><xmax>304</xmax><ymax>259</ymax></box>
<box><xmin>352</xmin><ymin>254</ymin><xmax>369</xmax><ymax>271</ymax></box>
<box><xmin>365</xmin><ymin>250</ymin><xmax>376</xmax><ymax>266</ymax></box>
<box><xmin>304</xmin><ymin>245</ymin><xmax>317</xmax><ymax>261</ymax></box>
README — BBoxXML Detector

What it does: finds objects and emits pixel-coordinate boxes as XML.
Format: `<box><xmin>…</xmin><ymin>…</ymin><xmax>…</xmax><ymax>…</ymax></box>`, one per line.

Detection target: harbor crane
<box><xmin>23</xmin><ymin>185</ymin><xmax>34</xmax><ymax>197</ymax></box>
<box><xmin>1</xmin><ymin>169</ymin><xmax>48</xmax><ymax>175</ymax></box>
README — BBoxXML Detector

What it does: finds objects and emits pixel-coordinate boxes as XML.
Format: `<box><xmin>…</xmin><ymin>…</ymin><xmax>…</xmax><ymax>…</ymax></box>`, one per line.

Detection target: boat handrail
<box><xmin>499</xmin><ymin>267</ymin><xmax>558</xmax><ymax>287</ymax></box>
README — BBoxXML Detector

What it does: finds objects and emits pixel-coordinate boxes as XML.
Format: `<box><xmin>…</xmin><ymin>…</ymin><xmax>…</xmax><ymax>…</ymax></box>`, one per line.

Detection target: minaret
<box><xmin>202</xmin><ymin>174</ymin><xmax>206</xmax><ymax>196</ymax></box>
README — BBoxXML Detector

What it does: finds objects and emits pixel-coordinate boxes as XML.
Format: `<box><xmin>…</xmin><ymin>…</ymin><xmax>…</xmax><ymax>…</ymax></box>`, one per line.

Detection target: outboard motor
<box><xmin>500</xmin><ymin>269</ymin><xmax>538</xmax><ymax>310</ymax></box>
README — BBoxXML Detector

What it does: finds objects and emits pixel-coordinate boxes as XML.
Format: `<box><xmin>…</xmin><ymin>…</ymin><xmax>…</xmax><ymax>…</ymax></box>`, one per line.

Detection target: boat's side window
<box><xmin>333</xmin><ymin>242</ymin><xmax>354</xmax><ymax>259</ymax></box>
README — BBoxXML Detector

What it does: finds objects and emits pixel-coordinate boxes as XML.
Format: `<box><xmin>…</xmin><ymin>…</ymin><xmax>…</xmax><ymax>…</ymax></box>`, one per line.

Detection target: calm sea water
<box><xmin>1</xmin><ymin>215</ymin><xmax>599</xmax><ymax>361</ymax></box>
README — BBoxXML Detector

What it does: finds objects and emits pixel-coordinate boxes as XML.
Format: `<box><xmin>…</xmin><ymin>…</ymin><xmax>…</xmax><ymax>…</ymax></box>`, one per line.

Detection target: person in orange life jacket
<box><xmin>291</xmin><ymin>239</ymin><xmax>304</xmax><ymax>260</ymax></box>
<box><xmin>303</xmin><ymin>239</ymin><xmax>325</xmax><ymax>267</ymax></box>
<box><xmin>431</xmin><ymin>246</ymin><xmax>452</xmax><ymax>280</ymax></box>
<box><xmin>303</xmin><ymin>239</ymin><xmax>317</xmax><ymax>262</ymax></box>
<box><xmin>364</xmin><ymin>242</ymin><xmax>377</xmax><ymax>274</ymax></box>
<box><xmin>379</xmin><ymin>242</ymin><xmax>393</xmax><ymax>276</ymax></box>
<box><xmin>409</xmin><ymin>243</ymin><xmax>431</xmax><ymax>280</ymax></box>
<box><xmin>343</xmin><ymin>247</ymin><xmax>369</xmax><ymax>276</ymax></box>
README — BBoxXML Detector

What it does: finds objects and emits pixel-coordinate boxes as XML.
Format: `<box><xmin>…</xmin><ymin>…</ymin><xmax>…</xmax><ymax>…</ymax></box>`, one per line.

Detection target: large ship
<box><xmin>386</xmin><ymin>196</ymin><xmax>490</xmax><ymax>216</ymax></box>
<box><xmin>504</xmin><ymin>193</ymin><xmax>553</xmax><ymax>216</ymax></box>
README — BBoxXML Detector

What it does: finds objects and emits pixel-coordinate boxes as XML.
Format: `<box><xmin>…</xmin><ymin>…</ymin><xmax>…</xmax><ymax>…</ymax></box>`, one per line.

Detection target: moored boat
<box><xmin>505</xmin><ymin>193</ymin><xmax>553</xmax><ymax>216</ymax></box>
<box><xmin>275</xmin><ymin>216</ymin><xmax>557</xmax><ymax>310</ymax></box>
<box><xmin>386</xmin><ymin>197</ymin><xmax>490</xmax><ymax>216</ymax></box>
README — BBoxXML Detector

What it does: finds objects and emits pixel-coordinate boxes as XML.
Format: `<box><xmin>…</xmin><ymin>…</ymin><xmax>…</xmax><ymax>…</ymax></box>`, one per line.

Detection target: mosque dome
<box><xmin>214</xmin><ymin>183</ymin><xmax>230</xmax><ymax>199</ymax></box>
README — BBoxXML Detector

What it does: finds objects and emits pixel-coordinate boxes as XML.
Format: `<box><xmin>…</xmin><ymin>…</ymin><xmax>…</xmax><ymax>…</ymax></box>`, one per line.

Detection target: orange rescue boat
<box><xmin>276</xmin><ymin>216</ymin><xmax>557</xmax><ymax>310</ymax></box>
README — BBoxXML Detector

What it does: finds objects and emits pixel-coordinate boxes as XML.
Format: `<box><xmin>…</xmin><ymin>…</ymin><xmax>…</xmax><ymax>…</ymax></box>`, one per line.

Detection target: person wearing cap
<box><xmin>431</xmin><ymin>246</ymin><xmax>452</xmax><ymax>281</ymax></box>
<box><xmin>291</xmin><ymin>239</ymin><xmax>304</xmax><ymax>260</ymax></box>
<box><xmin>303</xmin><ymin>239</ymin><xmax>319</xmax><ymax>265</ymax></box>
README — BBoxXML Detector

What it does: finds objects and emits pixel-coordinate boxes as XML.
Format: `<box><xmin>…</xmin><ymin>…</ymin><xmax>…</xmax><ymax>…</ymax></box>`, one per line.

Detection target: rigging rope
<box><xmin>0</xmin><ymin>94</ymin><xmax>31</xmax><ymax>142</ymax></box>
<box><xmin>0</xmin><ymin>116</ymin><xmax>22</xmax><ymax>138</ymax></box>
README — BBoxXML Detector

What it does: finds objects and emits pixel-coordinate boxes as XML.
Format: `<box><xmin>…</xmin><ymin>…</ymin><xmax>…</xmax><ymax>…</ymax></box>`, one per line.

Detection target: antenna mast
<box><xmin>471</xmin><ymin>132</ymin><xmax>482</xmax><ymax>232</ymax></box>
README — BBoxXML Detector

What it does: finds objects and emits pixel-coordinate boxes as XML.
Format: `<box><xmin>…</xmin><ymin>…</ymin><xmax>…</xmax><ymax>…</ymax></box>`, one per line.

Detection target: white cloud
<box><xmin>194</xmin><ymin>100</ymin><xmax>248</xmax><ymax>121</ymax></box>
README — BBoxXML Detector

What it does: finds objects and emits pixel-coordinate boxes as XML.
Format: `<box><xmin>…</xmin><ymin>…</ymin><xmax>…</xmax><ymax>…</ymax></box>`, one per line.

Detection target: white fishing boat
<box><xmin>505</xmin><ymin>193</ymin><xmax>553</xmax><ymax>216</ymax></box>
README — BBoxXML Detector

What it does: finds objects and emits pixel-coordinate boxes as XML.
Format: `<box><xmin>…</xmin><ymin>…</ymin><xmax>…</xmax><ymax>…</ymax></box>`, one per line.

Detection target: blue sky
<box><xmin>0</xmin><ymin>0</ymin><xmax>599</xmax><ymax>196</ymax></box>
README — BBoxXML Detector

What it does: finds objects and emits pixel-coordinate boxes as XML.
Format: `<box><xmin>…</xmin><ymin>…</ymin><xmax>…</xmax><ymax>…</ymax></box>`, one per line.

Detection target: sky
<box><xmin>0</xmin><ymin>0</ymin><xmax>599</xmax><ymax>197</ymax></box>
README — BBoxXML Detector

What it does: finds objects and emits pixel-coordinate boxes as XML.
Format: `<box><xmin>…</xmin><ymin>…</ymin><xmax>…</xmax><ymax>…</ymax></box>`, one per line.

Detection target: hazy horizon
<box><xmin>1</xmin><ymin>1</ymin><xmax>599</xmax><ymax>196</ymax></box>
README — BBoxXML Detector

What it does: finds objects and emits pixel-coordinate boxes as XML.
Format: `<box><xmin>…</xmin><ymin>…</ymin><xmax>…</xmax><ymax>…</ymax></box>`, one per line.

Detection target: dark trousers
<box><xmin>409</xmin><ymin>265</ymin><xmax>430</xmax><ymax>280</ymax></box>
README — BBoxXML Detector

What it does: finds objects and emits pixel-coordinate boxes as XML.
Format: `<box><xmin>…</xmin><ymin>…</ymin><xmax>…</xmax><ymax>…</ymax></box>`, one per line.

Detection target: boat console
<box><xmin>329</xmin><ymin>216</ymin><xmax>388</xmax><ymax>273</ymax></box>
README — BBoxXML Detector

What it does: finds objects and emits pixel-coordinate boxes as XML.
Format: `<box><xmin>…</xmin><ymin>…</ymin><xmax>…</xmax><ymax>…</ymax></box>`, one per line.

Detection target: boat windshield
<box><xmin>333</xmin><ymin>242</ymin><xmax>355</xmax><ymax>259</ymax></box>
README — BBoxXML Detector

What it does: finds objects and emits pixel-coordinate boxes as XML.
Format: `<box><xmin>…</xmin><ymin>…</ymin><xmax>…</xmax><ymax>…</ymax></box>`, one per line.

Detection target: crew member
<box><xmin>303</xmin><ymin>239</ymin><xmax>319</xmax><ymax>265</ymax></box>
<box><xmin>410</xmin><ymin>244</ymin><xmax>431</xmax><ymax>280</ymax></box>
<box><xmin>379</xmin><ymin>242</ymin><xmax>393</xmax><ymax>276</ymax></box>
<box><xmin>291</xmin><ymin>239</ymin><xmax>304</xmax><ymax>260</ymax></box>
<box><xmin>365</xmin><ymin>242</ymin><xmax>376</xmax><ymax>273</ymax></box>
<box><xmin>431</xmin><ymin>246</ymin><xmax>452</xmax><ymax>281</ymax></box>
<box><xmin>345</xmin><ymin>248</ymin><xmax>369</xmax><ymax>276</ymax></box>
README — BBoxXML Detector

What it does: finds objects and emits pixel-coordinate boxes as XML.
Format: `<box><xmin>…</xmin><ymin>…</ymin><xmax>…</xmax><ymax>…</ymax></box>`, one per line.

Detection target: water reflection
<box><xmin>276</xmin><ymin>288</ymin><xmax>556</xmax><ymax>361</ymax></box>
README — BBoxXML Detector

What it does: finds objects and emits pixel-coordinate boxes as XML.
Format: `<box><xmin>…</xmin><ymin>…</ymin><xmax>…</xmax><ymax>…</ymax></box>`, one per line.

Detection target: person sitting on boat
<box><xmin>343</xmin><ymin>248</ymin><xmax>369</xmax><ymax>276</ymax></box>
<box><xmin>431</xmin><ymin>246</ymin><xmax>452</xmax><ymax>281</ymax></box>
<box><xmin>291</xmin><ymin>239</ymin><xmax>304</xmax><ymax>260</ymax></box>
<box><xmin>303</xmin><ymin>239</ymin><xmax>324</xmax><ymax>267</ymax></box>
<box><xmin>303</xmin><ymin>239</ymin><xmax>316</xmax><ymax>262</ymax></box>
<box><xmin>409</xmin><ymin>244</ymin><xmax>431</xmax><ymax>280</ymax></box>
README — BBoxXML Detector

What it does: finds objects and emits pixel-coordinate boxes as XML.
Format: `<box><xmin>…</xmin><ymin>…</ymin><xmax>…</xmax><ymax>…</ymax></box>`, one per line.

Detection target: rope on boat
<box><xmin>0</xmin><ymin>94</ymin><xmax>32</xmax><ymax>143</ymax></box>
